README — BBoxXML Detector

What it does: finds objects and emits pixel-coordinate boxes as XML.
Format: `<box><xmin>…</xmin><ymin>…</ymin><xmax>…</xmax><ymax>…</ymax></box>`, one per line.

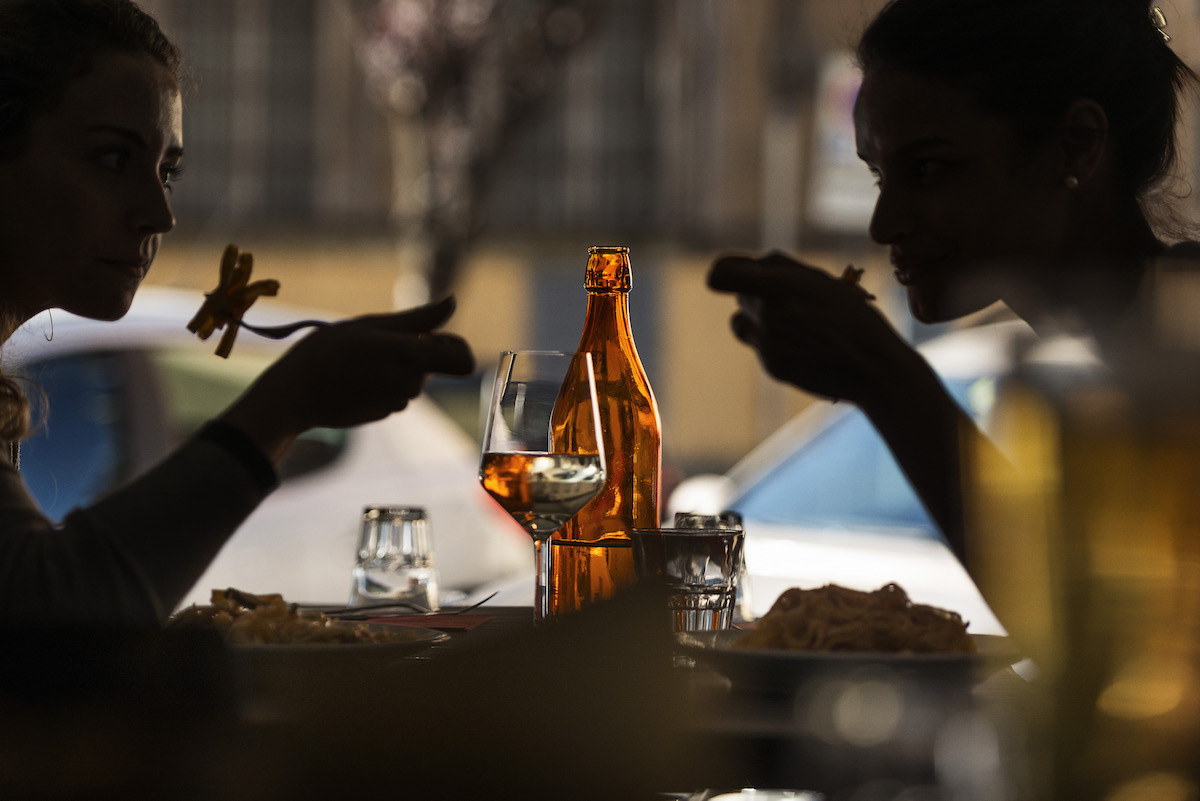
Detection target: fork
<box><xmin>238</xmin><ymin>318</ymin><xmax>332</xmax><ymax>339</ymax></box>
<box><xmin>319</xmin><ymin>591</ymin><xmax>499</xmax><ymax>619</ymax></box>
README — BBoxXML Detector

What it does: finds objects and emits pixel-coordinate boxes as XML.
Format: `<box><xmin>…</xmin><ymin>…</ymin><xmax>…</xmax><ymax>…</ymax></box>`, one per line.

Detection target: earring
<box><xmin>1065</xmin><ymin>175</ymin><xmax>1080</xmax><ymax>190</ymax></box>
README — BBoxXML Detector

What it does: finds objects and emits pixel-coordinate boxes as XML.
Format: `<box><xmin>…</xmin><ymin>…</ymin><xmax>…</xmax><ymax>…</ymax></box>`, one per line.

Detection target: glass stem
<box><xmin>533</xmin><ymin>534</ymin><xmax>552</xmax><ymax>626</ymax></box>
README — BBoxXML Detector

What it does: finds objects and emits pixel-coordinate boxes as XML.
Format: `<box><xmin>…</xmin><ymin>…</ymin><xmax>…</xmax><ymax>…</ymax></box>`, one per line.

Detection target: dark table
<box><xmin>0</xmin><ymin>598</ymin><xmax>1028</xmax><ymax>801</ymax></box>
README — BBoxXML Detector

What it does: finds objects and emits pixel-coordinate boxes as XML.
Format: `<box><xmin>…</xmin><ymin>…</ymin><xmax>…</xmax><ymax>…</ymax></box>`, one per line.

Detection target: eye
<box><xmin>94</xmin><ymin>148</ymin><xmax>129</xmax><ymax>171</ymax></box>
<box><xmin>915</xmin><ymin>159</ymin><xmax>951</xmax><ymax>183</ymax></box>
<box><xmin>160</xmin><ymin>162</ymin><xmax>184</xmax><ymax>192</ymax></box>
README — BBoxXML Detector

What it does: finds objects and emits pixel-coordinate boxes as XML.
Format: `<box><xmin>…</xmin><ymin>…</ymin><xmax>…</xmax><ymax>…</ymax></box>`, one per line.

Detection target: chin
<box><xmin>64</xmin><ymin>294</ymin><xmax>137</xmax><ymax>322</ymax></box>
<box><xmin>907</xmin><ymin>285</ymin><xmax>996</xmax><ymax>324</ymax></box>
<box><xmin>907</xmin><ymin>290</ymin><xmax>952</xmax><ymax>324</ymax></box>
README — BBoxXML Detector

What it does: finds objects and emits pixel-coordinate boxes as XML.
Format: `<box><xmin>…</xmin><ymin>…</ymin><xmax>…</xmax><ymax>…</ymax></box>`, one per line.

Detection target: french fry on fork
<box><xmin>839</xmin><ymin>264</ymin><xmax>876</xmax><ymax>300</ymax></box>
<box><xmin>187</xmin><ymin>243</ymin><xmax>280</xmax><ymax>358</ymax></box>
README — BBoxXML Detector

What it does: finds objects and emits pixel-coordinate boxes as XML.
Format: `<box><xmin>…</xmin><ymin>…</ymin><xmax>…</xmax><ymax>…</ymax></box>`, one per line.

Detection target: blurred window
<box><xmin>733</xmin><ymin>407</ymin><xmax>936</xmax><ymax>534</ymax></box>
<box><xmin>482</xmin><ymin>0</ymin><xmax>659</xmax><ymax>234</ymax></box>
<box><xmin>13</xmin><ymin>344</ymin><xmax>352</xmax><ymax>521</ymax></box>
<box><xmin>151</xmin><ymin>347</ymin><xmax>349</xmax><ymax>482</ymax></box>
<box><xmin>733</xmin><ymin>377</ymin><xmax>983</xmax><ymax>538</ymax></box>
<box><xmin>156</xmin><ymin>0</ymin><xmax>319</xmax><ymax>225</ymax></box>
<box><xmin>532</xmin><ymin>258</ymin><xmax>662</xmax><ymax>378</ymax></box>
<box><xmin>19</xmin><ymin>353</ymin><xmax>130</xmax><ymax>521</ymax></box>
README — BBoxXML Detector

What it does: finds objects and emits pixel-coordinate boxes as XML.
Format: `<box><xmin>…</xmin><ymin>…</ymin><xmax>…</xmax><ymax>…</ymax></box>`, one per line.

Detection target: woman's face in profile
<box><xmin>854</xmin><ymin>69</ymin><xmax>1068</xmax><ymax>323</ymax></box>
<box><xmin>0</xmin><ymin>49</ymin><xmax>182</xmax><ymax>324</ymax></box>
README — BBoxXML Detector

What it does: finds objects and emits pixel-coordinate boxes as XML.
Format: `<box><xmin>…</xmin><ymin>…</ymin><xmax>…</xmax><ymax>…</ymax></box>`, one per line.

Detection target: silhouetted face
<box><xmin>0</xmin><ymin>49</ymin><xmax>182</xmax><ymax>324</ymax></box>
<box><xmin>854</xmin><ymin>69</ymin><xmax>1068</xmax><ymax>323</ymax></box>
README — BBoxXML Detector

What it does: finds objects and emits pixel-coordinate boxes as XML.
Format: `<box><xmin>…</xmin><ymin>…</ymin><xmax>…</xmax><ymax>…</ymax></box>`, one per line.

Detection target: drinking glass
<box><xmin>631</xmin><ymin>527</ymin><xmax>744</xmax><ymax>633</ymax></box>
<box><xmin>674</xmin><ymin>510</ymin><xmax>753</xmax><ymax>622</ymax></box>
<box><xmin>348</xmin><ymin>505</ymin><xmax>439</xmax><ymax>610</ymax></box>
<box><xmin>479</xmin><ymin>351</ymin><xmax>606</xmax><ymax>625</ymax></box>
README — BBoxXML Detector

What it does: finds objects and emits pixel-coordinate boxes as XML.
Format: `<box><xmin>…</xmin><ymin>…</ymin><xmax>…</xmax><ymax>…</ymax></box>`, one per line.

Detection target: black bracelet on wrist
<box><xmin>195</xmin><ymin>420</ymin><xmax>279</xmax><ymax>494</ymax></box>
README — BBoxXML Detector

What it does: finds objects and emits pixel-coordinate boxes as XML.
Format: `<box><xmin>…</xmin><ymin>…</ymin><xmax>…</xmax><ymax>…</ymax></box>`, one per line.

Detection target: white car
<box><xmin>2</xmin><ymin>286</ymin><xmax>530</xmax><ymax>609</ymax></box>
<box><xmin>666</xmin><ymin>315</ymin><xmax>1040</xmax><ymax>636</ymax></box>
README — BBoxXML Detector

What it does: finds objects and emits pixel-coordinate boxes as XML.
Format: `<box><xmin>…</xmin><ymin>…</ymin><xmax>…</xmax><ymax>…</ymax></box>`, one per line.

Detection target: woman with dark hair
<box><xmin>709</xmin><ymin>0</ymin><xmax>1198</xmax><ymax>574</ymax></box>
<box><xmin>0</xmin><ymin>0</ymin><xmax>474</xmax><ymax>624</ymax></box>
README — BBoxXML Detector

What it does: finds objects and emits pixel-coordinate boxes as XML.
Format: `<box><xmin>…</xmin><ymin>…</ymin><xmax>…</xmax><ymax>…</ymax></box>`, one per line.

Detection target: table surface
<box><xmin>0</xmin><ymin>599</ymin><xmax>1031</xmax><ymax>801</ymax></box>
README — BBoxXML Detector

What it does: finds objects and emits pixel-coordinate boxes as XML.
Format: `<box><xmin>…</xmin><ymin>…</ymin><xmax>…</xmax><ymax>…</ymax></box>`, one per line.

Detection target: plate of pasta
<box><xmin>678</xmin><ymin>583</ymin><xmax>1018</xmax><ymax>691</ymax></box>
<box><xmin>170</xmin><ymin>589</ymin><xmax>448</xmax><ymax>718</ymax></box>
<box><xmin>169</xmin><ymin>588</ymin><xmax>448</xmax><ymax>658</ymax></box>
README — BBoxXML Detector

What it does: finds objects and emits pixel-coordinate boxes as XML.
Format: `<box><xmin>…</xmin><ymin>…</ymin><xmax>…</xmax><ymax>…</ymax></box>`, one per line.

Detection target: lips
<box><xmin>99</xmin><ymin>258</ymin><xmax>150</xmax><ymax>280</ymax></box>
<box><xmin>891</xmin><ymin>257</ymin><xmax>920</xmax><ymax>287</ymax></box>
<box><xmin>891</xmin><ymin>252</ymin><xmax>944</xmax><ymax>287</ymax></box>
<box><xmin>101</xmin><ymin>254</ymin><xmax>149</xmax><ymax>267</ymax></box>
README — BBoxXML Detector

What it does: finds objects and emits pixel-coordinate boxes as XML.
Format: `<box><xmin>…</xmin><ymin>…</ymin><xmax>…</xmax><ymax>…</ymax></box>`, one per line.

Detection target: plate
<box><xmin>231</xmin><ymin>624</ymin><xmax>448</xmax><ymax>683</ymax></box>
<box><xmin>231</xmin><ymin>623</ymin><xmax>448</xmax><ymax>663</ymax></box>
<box><xmin>230</xmin><ymin>625</ymin><xmax>449</xmax><ymax>717</ymax></box>
<box><xmin>677</xmin><ymin>629</ymin><xmax>1019</xmax><ymax>694</ymax></box>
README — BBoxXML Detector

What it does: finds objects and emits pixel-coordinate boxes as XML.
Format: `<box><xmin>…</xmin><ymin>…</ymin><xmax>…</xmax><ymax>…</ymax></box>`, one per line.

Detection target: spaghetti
<box><xmin>735</xmin><ymin>583</ymin><xmax>975</xmax><ymax>654</ymax></box>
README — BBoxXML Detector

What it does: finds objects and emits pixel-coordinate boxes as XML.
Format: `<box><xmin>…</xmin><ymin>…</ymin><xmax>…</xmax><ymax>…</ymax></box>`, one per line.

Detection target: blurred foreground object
<box><xmin>965</xmin><ymin>276</ymin><xmax>1200</xmax><ymax>799</ymax></box>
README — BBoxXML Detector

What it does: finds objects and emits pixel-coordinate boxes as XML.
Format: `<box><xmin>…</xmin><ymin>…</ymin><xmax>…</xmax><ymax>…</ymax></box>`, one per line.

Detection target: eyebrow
<box><xmin>859</xmin><ymin>135</ymin><xmax>957</xmax><ymax>163</ymax></box>
<box><xmin>896</xmin><ymin>136</ymin><xmax>956</xmax><ymax>155</ymax></box>
<box><xmin>85</xmin><ymin>123</ymin><xmax>184</xmax><ymax>158</ymax></box>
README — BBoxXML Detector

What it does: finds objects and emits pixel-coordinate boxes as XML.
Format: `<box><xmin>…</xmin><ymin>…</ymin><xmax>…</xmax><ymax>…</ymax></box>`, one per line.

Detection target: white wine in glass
<box><xmin>479</xmin><ymin>351</ymin><xmax>605</xmax><ymax>625</ymax></box>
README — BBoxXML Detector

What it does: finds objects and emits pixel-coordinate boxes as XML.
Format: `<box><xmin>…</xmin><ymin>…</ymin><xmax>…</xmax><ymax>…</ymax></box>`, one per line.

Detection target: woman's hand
<box><xmin>710</xmin><ymin>250</ymin><xmax>986</xmax><ymax>563</ymax></box>
<box><xmin>708</xmin><ymin>251</ymin><xmax>912</xmax><ymax>405</ymax></box>
<box><xmin>218</xmin><ymin>295</ymin><xmax>474</xmax><ymax>462</ymax></box>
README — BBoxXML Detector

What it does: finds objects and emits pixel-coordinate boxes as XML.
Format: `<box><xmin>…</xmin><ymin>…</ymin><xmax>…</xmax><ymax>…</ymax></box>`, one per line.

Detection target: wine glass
<box><xmin>479</xmin><ymin>351</ymin><xmax>606</xmax><ymax>625</ymax></box>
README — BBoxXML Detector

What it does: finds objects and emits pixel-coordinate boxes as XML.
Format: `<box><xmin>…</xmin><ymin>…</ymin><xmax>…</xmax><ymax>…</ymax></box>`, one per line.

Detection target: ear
<box><xmin>1057</xmin><ymin>99</ymin><xmax>1109</xmax><ymax>184</ymax></box>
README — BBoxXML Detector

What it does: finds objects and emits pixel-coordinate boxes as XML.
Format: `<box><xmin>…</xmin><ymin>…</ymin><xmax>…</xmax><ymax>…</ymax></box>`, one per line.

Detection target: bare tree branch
<box><xmin>346</xmin><ymin>0</ymin><xmax>600</xmax><ymax>298</ymax></box>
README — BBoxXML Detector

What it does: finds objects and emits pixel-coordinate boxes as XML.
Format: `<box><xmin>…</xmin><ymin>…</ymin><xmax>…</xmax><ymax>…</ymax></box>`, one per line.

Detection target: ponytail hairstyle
<box><xmin>0</xmin><ymin>0</ymin><xmax>180</xmax><ymax>444</ymax></box>
<box><xmin>856</xmin><ymin>0</ymin><xmax>1198</xmax><ymax>211</ymax></box>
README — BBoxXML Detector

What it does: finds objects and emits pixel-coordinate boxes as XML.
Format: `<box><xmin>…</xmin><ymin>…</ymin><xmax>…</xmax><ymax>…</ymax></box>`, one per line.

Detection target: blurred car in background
<box><xmin>662</xmin><ymin>314</ymin><xmax>1038</xmax><ymax>636</ymax></box>
<box><xmin>3</xmin><ymin>286</ymin><xmax>529</xmax><ymax>610</ymax></box>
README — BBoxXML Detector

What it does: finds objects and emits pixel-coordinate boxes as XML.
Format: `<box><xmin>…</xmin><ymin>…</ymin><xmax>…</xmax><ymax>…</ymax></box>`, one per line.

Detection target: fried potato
<box><xmin>839</xmin><ymin>264</ymin><xmax>876</xmax><ymax>300</ymax></box>
<box><xmin>187</xmin><ymin>244</ymin><xmax>280</xmax><ymax>358</ymax></box>
<box><xmin>169</xmin><ymin>588</ymin><xmax>422</xmax><ymax>646</ymax></box>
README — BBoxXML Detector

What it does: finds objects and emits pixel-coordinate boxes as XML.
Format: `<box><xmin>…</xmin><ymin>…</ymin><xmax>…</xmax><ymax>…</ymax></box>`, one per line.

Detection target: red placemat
<box><xmin>367</xmin><ymin>614</ymin><xmax>492</xmax><ymax>632</ymax></box>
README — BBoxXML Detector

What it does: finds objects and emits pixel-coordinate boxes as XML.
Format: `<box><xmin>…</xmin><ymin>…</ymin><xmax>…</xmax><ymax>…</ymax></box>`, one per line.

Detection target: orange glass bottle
<box><xmin>550</xmin><ymin>246</ymin><xmax>662</xmax><ymax>616</ymax></box>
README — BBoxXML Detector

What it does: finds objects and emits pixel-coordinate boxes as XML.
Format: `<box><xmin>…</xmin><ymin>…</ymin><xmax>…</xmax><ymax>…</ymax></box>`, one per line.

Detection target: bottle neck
<box><xmin>579</xmin><ymin>287</ymin><xmax>632</xmax><ymax>346</ymax></box>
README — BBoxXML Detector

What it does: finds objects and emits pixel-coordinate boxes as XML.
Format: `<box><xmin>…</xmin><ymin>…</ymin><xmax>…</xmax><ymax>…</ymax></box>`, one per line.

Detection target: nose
<box><xmin>867</xmin><ymin>184</ymin><xmax>911</xmax><ymax>246</ymax></box>
<box><xmin>133</xmin><ymin>176</ymin><xmax>176</xmax><ymax>236</ymax></box>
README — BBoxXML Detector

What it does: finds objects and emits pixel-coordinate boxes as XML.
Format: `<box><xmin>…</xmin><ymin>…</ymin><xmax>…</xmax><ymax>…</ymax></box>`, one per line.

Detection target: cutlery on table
<box><xmin>319</xmin><ymin>591</ymin><xmax>499</xmax><ymax>620</ymax></box>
